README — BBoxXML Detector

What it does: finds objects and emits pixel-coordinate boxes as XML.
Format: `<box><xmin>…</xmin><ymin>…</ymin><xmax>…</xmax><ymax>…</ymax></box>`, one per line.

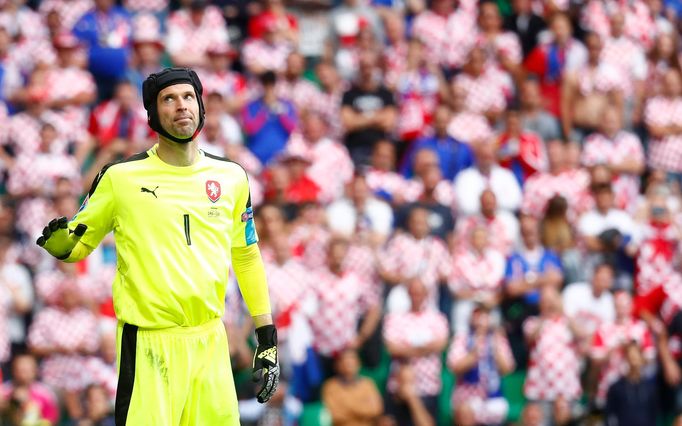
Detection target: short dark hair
<box><xmin>259</xmin><ymin>70</ymin><xmax>277</xmax><ymax>86</ymax></box>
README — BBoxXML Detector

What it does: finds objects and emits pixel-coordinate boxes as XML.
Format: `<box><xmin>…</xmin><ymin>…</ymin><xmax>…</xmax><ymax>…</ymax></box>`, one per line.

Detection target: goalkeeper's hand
<box><xmin>36</xmin><ymin>217</ymin><xmax>87</xmax><ymax>260</ymax></box>
<box><xmin>252</xmin><ymin>324</ymin><xmax>279</xmax><ymax>403</ymax></box>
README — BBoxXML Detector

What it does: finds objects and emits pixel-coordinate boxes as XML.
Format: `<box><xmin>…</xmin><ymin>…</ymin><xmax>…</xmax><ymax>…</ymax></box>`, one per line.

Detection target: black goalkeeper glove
<box><xmin>36</xmin><ymin>217</ymin><xmax>87</xmax><ymax>260</ymax></box>
<box><xmin>252</xmin><ymin>324</ymin><xmax>279</xmax><ymax>403</ymax></box>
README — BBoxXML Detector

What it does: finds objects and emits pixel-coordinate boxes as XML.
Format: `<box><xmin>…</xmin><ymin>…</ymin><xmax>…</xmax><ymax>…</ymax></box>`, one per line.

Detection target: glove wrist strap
<box><xmin>255</xmin><ymin>324</ymin><xmax>277</xmax><ymax>346</ymax></box>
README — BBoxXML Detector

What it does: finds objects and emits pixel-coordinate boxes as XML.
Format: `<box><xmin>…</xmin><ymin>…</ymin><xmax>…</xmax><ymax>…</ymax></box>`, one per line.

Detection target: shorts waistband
<box><xmin>120</xmin><ymin>317</ymin><xmax>224</xmax><ymax>336</ymax></box>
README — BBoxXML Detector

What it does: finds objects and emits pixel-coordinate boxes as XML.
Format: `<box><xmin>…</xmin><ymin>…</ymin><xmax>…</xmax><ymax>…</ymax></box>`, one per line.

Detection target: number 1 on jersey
<box><xmin>184</xmin><ymin>214</ymin><xmax>192</xmax><ymax>245</ymax></box>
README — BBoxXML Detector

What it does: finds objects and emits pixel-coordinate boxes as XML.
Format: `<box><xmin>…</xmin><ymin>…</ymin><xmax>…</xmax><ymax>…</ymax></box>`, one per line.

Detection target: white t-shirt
<box><xmin>453</xmin><ymin>166</ymin><xmax>522</xmax><ymax>216</ymax></box>
<box><xmin>326</xmin><ymin>197</ymin><xmax>394</xmax><ymax>238</ymax></box>
<box><xmin>578</xmin><ymin>208</ymin><xmax>637</xmax><ymax>239</ymax></box>
<box><xmin>562</xmin><ymin>282</ymin><xmax>615</xmax><ymax>337</ymax></box>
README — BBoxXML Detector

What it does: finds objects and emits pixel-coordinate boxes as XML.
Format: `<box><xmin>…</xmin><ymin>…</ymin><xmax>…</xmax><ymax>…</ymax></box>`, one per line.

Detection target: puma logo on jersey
<box><xmin>141</xmin><ymin>186</ymin><xmax>159</xmax><ymax>198</ymax></box>
<box><xmin>258</xmin><ymin>347</ymin><xmax>277</xmax><ymax>364</ymax></box>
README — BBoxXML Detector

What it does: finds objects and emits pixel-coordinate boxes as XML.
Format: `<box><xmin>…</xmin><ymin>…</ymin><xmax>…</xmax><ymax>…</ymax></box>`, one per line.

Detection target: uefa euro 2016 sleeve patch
<box><xmin>241</xmin><ymin>207</ymin><xmax>257</xmax><ymax>245</ymax></box>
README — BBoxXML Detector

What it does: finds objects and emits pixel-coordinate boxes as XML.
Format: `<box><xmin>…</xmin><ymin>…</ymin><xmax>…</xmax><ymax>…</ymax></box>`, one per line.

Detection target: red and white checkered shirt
<box><xmin>636</xmin><ymin>222</ymin><xmax>680</xmax><ymax>296</ymax></box>
<box><xmin>447</xmin><ymin>332</ymin><xmax>515</xmax><ymax>424</ymax></box>
<box><xmin>197</xmin><ymin>69</ymin><xmax>246</xmax><ymax>99</ymax></box>
<box><xmin>476</xmin><ymin>31</ymin><xmax>522</xmax><ymax>67</ymax></box>
<box><xmin>455</xmin><ymin>214</ymin><xmax>514</xmax><ymax>256</ymax></box>
<box><xmin>46</xmin><ymin>66</ymin><xmax>97</xmax><ymax>125</ymax></box>
<box><xmin>28</xmin><ymin>307</ymin><xmax>100</xmax><ymax>391</ymax></box>
<box><xmin>166</xmin><ymin>7</ymin><xmax>229</xmax><ymax>60</ymax></box>
<box><xmin>83</xmin><ymin>356</ymin><xmax>117</xmax><ymax>401</ymax></box>
<box><xmin>403</xmin><ymin>180</ymin><xmax>457</xmax><ymax>214</ymax></box>
<box><xmin>286</xmin><ymin>133</ymin><xmax>354</xmax><ymax>204</ymax></box>
<box><xmin>344</xmin><ymin>243</ymin><xmax>383</xmax><ymax>306</ymax></box>
<box><xmin>601</xmin><ymin>36</ymin><xmax>648</xmax><ymax>97</ymax></box>
<box><xmin>383</xmin><ymin>41</ymin><xmax>408</xmax><ymax>89</ymax></box>
<box><xmin>309</xmin><ymin>269</ymin><xmax>376</xmax><ymax>357</ymax></box>
<box><xmin>522</xmin><ymin>169</ymin><xmax>593</xmax><ymax>223</ymax></box>
<box><xmin>242</xmin><ymin>39</ymin><xmax>293</xmax><ymax>74</ymax></box>
<box><xmin>448</xmin><ymin>111</ymin><xmax>494</xmax><ymax>144</ymax></box>
<box><xmin>449</xmin><ymin>247</ymin><xmax>506</xmax><ymax>299</ymax></box>
<box><xmin>576</xmin><ymin>62</ymin><xmax>627</xmax><ymax>96</ymax></box>
<box><xmin>34</xmin><ymin>269</ymin><xmax>94</xmax><ymax>307</ymax></box>
<box><xmin>582</xmin><ymin>131</ymin><xmax>644</xmax><ymax>213</ymax></box>
<box><xmin>581</xmin><ymin>0</ymin><xmax>655</xmax><ymax>50</ymax></box>
<box><xmin>366</xmin><ymin>168</ymin><xmax>413</xmax><ymax>202</ymax></box>
<box><xmin>591</xmin><ymin>317</ymin><xmax>655</xmax><ymax>406</ymax></box>
<box><xmin>265</xmin><ymin>258</ymin><xmax>313</xmax><ymax>340</ymax></box>
<box><xmin>288</xmin><ymin>224</ymin><xmax>331</xmax><ymax>270</ymax></box>
<box><xmin>39</xmin><ymin>0</ymin><xmax>93</xmax><ymax>31</ymax></box>
<box><xmin>380</xmin><ymin>233</ymin><xmax>451</xmax><ymax>304</ymax></box>
<box><xmin>523</xmin><ymin>315</ymin><xmax>582</xmax><ymax>401</ymax></box>
<box><xmin>454</xmin><ymin>68</ymin><xmax>510</xmax><ymax>115</ymax></box>
<box><xmin>0</xmin><ymin>7</ymin><xmax>47</xmax><ymax>42</ymax></box>
<box><xmin>4</xmin><ymin>110</ymin><xmax>83</xmax><ymax>157</ymax></box>
<box><xmin>276</xmin><ymin>78</ymin><xmax>322</xmax><ymax>113</ymax></box>
<box><xmin>384</xmin><ymin>308</ymin><xmax>449</xmax><ymax>396</ymax></box>
<box><xmin>412</xmin><ymin>11</ymin><xmax>471</xmax><ymax>68</ymax></box>
<box><xmin>311</xmin><ymin>88</ymin><xmax>344</xmax><ymax>141</ymax></box>
<box><xmin>645</xmin><ymin>96</ymin><xmax>682</xmax><ymax>173</ymax></box>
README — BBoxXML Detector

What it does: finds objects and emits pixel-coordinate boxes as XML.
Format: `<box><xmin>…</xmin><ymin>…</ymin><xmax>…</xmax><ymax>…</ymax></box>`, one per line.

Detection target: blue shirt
<box><xmin>400</xmin><ymin>135</ymin><xmax>474</xmax><ymax>180</ymax></box>
<box><xmin>73</xmin><ymin>7</ymin><xmax>132</xmax><ymax>80</ymax></box>
<box><xmin>243</xmin><ymin>98</ymin><xmax>297</xmax><ymax>165</ymax></box>
<box><xmin>504</xmin><ymin>249</ymin><xmax>562</xmax><ymax>305</ymax></box>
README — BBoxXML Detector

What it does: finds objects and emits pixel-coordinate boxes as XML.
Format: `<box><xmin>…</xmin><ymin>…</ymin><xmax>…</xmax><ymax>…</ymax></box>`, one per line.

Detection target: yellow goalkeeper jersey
<box><xmin>70</xmin><ymin>144</ymin><xmax>266</xmax><ymax>328</ymax></box>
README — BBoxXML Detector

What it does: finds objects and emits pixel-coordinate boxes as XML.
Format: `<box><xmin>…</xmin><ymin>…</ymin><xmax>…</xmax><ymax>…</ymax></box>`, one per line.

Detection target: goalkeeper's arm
<box><xmin>231</xmin><ymin>243</ymin><xmax>279</xmax><ymax>403</ymax></box>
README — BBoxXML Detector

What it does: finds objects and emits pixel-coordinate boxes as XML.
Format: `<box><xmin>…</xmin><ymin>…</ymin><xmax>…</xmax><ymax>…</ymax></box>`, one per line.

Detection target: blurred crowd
<box><xmin>2</xmin><ymin>0</ymin><xmax>682</xmax><ymax>424</ymax></box>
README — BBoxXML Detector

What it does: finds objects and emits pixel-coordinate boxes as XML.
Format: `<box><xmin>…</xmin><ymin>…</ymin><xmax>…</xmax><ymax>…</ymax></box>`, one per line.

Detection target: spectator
<box><xmin>560</xmin><ymin>32</ymin><xmax>625</xmax><ymax>141</ymax></box>
<box><xmin>0</xmin><ymin>354</ymin><xmax>59</xmax><ymax>425</ymax></box>
<box><xmin>455</xmin><ymin>189</ymin><xmax>518</xmax><ymax>256</ymax></box>
<box><xmin>454</xmin><ymin>142</ymin><xmax>523</xmax><ymax>216</ymax></box>
<box><xmin>72</xmin><ymin>0</ymin><xmax>132</xmax><ymax>100</ymax></box>
<box><xmin>165</xmin><ymin>0</ymin><xmax>229</xmax><ymax>68</ymax></box>
<box><xmin>523</xmin><ymin>287</ymin><xmax>581</xmax><ymax>411</ymax></box>
<box><xmin>476</xmin><ymin>0</ymin><xmax>522</xmax><ymax>78</ymax></box>
<box><xmin>646</xmin><ymin>32</ymin><xmax>682</xmax><ymax>96</ymax></box>
<box><xmin>393</xmin><ymin>39</ymin><xmax>446</xmax><ymax>142</ymax></box>
<box><xmin>449</xmin><ymin>224</ymin><xmax>506</xmax><ymax>333</ymax></box>
<box><xmin>38</xmin><ymin>0</ymin><xmax>93</xmax><ymax>33</ymax></box>
<box><xmin>289</xmin><ymin>202</ymin><xmax>331</xmax><ymax>270</ymax></box>
<box><xmin>340</xmin><ymin>51</ymin><xmax>397</xmax><ymax>166</ymax></box>
<box><xmin>242</xmin><ymin>70</ymin><xmax>297</xmax><ymax>166</ymax></box>
<box><xmin>381</xmin><ymin>364</ymin><xmax>436</xmax><ymax>426</ymax></box>
<box><xmin>519</xmin><ymin>77</ymin><xmax>561</xmax><ymax>143</ymax></box>
<box><xmin>198</xmin><ymin>43</ymin><xmax>247</xmax><ymax>115</ymax></box>
<box><xmin>0</xmin><ymin>236</ymin><xmax>32</xmax><ymax>362</ymax></box>
<box><xmin>591</xmin><ymin>291</ymin><xmax>655</xmax><ymax>409</ymax></box>
<box><xmin>27</xmin><ymin>279</ymin><xmax>99</xmax><ymax>421</ymax></box>
<box><xmin>327</xmin><ymin>173</ymin><xmax>394</xmax><ymax>243</ymax></box>
<box><xmin>286</xmin><ymin>110</ymin><xmax>354</xmax><ymax>204</ymax></box>
<box><xmin>242</xmin><ymin>14</ymin><xmax>294</xmax><ymax>75</ymax></box>
<box><xmin>447</xmin><ymin>304</ymin><xmax>515</xmax><ymax>425</ymax></box>
<box><xmin>600</xmin><ymin>11</ymin><xmax>647</xmax><ymax>127</ymax></box>
<box><xmin>366</xmin><ymin>139</ymin><xmax>409</xmax><ymax>205</ymax></box>
<box><xmin>401</xmin><ymin>104</ymin><xmax>474</xmax><ymax>181</ymax></box>
<box><xmin>77</xmin><ymin>384</ymin><xmax>115</xmax><ymax>426</ymax></box>
<box><xmin>383</xmin><ymin>279</ymin><xmax>448</xmax><ymax>425</ymax></box>
<box><xmin>504</xmin><ymin>0</ymin><xmax>546</xmax><ymax>58</ymax></box>
<box><xmin>524</xmin><ymin>13</ymin><xmax>587</xmax><ymax>117</ymax></box>
<box><xmin>277</xmin><ymin>52</ymin><xmax>321</xmax><ymax>114</ymax></box>
<box><xmin>249</xmin><ymin>0</ymin><xmax>298</xmax><ymax>44</ymax></box>
<box><xmin>495</xmin><ymin>106</ymin><xmax>546</xmax><ymax>187</ymax></box>
<box><xmin>380</xmin><ymin>206</ymin><xmax>450</xmax><ymax>311</ymax></box>
<box><xmin>504</xmin><ymin>214</ymin><xmax>563</xmax><ymax>363</ymax></box>
<box><xmin>577</xmin><ymin>182</ymin><xmax>638</xmax><ymax>288</ymax></box>
<box><xmin>382</xmin><ymin>11</ymin><xmax>407</xmax><ymax>90</ymax></box>
<box><xmin>581</xmin><ymin>105</ymin><xmax>645</xmax><ymax>213</ymax></box>
<box><xmin>126</xmin><ymin>14</ymin><xmax>165</xmax><ymax>94</ymax></box>
<box><xmin>446</xmin><ymin>81</ymin><xmax>493</xmax><ymax>145</ymax></box>
<box><xmin>309</xmin><ymin>237</ymin><xmax>381</xmax><ymax>379</ymax></box>
<box><xmin>265</xmin><ymin>147</ymin><xmax>321</xmax><ymax>206</ymax></box>
<box><xmin>321</xmin><ymin>349</ymin><xmax>383</xmax><ymax>426</ymax></box>
<box><xmin>562</xmin><ymin>262</ymin><xmax>617</xmax><ymax>349</ymax></box>
<box><xmin>605</xmin><ymin>342</ymin><xmax>659</xmax><ymax>426</ymax></box>
<box><xmin>314</xmin><ymin>60</ymin><xmax>344</xmax><ymax>141</ymax></box>
<box><xmin>522</xmin><ymin>140</ymin><xmax>592</xmax><ymax>223</ymax></box>
<box><xmin>645</xmin><ymin>68</ymin><xmax>682</xmax><ymax>187</ymax></box>
<box><xmin>453</xmin><ymin>46</ymin><xmax>509</xmax><ymax>124</ymax></box>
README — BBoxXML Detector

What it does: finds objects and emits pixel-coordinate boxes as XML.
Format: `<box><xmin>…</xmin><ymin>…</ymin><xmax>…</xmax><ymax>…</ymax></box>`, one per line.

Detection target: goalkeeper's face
<box><xmin>156</xmin><ymin>83</ymin><xmax>200</xmax><ymax>139</ymax></box>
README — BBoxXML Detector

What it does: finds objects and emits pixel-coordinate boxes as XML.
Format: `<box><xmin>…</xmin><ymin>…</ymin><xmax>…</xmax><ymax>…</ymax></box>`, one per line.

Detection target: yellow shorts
<box><xmin>114</xmin><ymin>318</ymin><xmax>239</xmax><ymax>426</ymax></box>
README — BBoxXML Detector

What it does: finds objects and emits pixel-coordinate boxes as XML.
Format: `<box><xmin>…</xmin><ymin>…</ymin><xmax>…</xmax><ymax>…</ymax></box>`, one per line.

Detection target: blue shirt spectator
<box><xmin>242</xmin><ymin>71</ymin><xmax>297</xmax><ymax>165</ymax></box>
<box><xmin>73</xmin><ymin>0</ymin><xmax>132</xmax><ymax>99</ymax></box>
<box><xmin>401</xmin><ymin>105</ymin><xmax>474</xmax><ymax>180</ymax></box>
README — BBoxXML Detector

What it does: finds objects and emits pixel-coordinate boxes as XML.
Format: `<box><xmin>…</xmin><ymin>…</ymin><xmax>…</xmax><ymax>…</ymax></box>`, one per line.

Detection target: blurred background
<box><xmin>1</xmin><ymin>0</ymin><xmax>682</xmax><ymax>424</ymax></box>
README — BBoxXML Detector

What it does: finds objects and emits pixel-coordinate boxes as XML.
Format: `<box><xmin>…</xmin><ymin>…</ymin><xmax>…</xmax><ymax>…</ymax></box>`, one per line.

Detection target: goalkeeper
<box><xmin>36</xmin><ymin>68</ymin><xmax>279</xmax><ymax>426</ymax></box>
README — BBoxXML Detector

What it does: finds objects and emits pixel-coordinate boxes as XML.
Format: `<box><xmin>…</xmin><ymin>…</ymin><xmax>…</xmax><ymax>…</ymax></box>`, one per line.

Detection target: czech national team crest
<box><xmin>206</xmin><ymin>180</ymin><xmax>221</xmax><ymax>203</ymax></box>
